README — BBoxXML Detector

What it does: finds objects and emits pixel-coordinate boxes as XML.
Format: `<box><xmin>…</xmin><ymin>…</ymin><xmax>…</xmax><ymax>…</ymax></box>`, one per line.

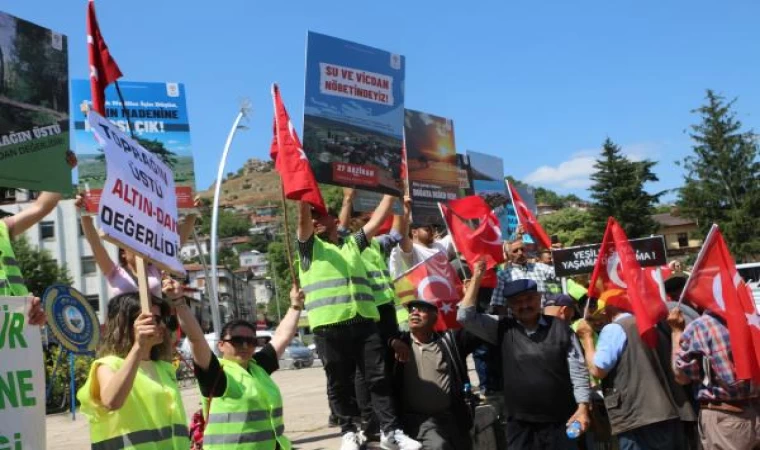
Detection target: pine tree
<box><xmin>678</xmin><ymin>90</ymin><xmax>760</xmax><ymax>261</ymax></box>
<box><xmin>589</xmin><ymin>138</ymin><xmax>662</xmax><ymax>240</ymax></box>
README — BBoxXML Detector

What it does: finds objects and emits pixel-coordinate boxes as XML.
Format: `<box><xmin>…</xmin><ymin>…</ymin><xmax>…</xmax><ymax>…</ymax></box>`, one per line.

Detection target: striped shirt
<box><xmin>490</xmin><ymin>262</ymin><xmax>560</xmax><ymax>307</ymax></box>
<box><xmin>675</xmin><ymin>312</ymin><xmax>760</xmax><ymax>402</ymax></box>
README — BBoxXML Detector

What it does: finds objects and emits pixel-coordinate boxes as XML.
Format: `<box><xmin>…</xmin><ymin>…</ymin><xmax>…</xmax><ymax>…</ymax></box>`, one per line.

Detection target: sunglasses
<box><xmin>222</xmin><ymin>336</ymin><xmax>257</xmax><ymax>347</ymax></box>
<box><xmin>151</xmin><ymin>314</ymin><xmax>178</xmax><ymax>331</ymax></box>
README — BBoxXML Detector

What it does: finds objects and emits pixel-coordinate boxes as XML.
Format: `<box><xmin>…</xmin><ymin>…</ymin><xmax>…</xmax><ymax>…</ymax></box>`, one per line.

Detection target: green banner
<box><xmin>0</xmin><ymin>12</ymin><xmax>72</xmax><ymax>193</ymax></box>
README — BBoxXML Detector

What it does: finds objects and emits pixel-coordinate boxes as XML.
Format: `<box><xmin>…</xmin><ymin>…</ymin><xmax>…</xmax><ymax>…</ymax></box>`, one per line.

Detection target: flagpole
<box><xmin>505</xmin><ymin>179</ymin><xmax>521</xmax><ymax>240</ymax></box>
<box><xmin>437</xmin><ymin>202</ymin><xmax>469</xmax><ymax>282</ymax></box>
<box><xmin>278</xmin><ymin>180</ymin><xmax>299</xmax><ymax>288</ymax></box>
<box><xmin>113</xmin><ymin>81</ymin><xmax>136</xmax><ymax>140</ymax></box>
<box><xmin>677</xmin><ymin>224</ymin><xmax>717</xmax><ymax>307</ymax></box>
<box><xmin>209</xmin><ymin>101</ymin><xmax>250</xmax><ymax>338</ymax></box>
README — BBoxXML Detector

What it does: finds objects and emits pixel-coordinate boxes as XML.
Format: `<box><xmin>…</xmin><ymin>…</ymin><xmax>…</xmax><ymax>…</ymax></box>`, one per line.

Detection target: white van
<box><xmin>737</xmin><ymin>262</ymin><xmax>760</xmax><ymax>311</ymax></box>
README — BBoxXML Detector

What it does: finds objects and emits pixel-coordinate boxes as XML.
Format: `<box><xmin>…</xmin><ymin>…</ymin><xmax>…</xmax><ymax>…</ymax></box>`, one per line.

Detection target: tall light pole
<box><xmin>209</xmin><ymin>101</ymin><xmax>250</xmax><ymax>338</ymax></box>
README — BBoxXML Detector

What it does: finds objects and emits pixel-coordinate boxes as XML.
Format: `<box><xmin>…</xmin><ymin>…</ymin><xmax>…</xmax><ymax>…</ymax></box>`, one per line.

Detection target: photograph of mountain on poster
<box><xmin>0</xmin><ymin>12</ymin><xmax>70</xmax><ymax>193</ymax></box>
<box><xmin>405</xmin><ymin>109</ymin><xmax>459</xmax><ymax>226</ymax></box>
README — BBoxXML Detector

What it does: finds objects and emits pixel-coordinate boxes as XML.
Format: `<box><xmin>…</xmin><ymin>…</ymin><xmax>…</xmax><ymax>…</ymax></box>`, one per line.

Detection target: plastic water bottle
<box><xmin>566</xmin><ymin>420</ymin><xmax>582</xmax><ymax>439</ymax></box>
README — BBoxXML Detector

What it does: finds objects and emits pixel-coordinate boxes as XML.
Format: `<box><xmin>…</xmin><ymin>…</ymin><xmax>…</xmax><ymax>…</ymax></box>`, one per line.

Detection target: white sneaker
<box><xmin>357</xmin><ymin>430</ymin><xmax>369</xmax><ymax>447</ymax></box>
<box><xmin>341</xmin><ymin>431</ymin><xmax>361</xmax><ymax>450</ymax></box>
<box><xmin>380</xmin><ymin>429</ymin><xmax>422</xmax><ymax>450</ymax></box>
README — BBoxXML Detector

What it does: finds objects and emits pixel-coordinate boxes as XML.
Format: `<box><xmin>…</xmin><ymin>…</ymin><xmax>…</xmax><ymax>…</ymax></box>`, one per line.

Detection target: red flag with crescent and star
<box><xmin>87</xmin><ymin>0</ymin><xmax>122</xmax><ymax>116</ymax></box>
<box><xmin>270</xmin><ymin>84</ymin><xmax>326</xmax><ymax>215</ymax></box>
<box><xmin>680</xmin><ymin>224</ymin><xmax>760</xmax><ymax>381</ymax></box>
<box><xmin>393</xmin><ymin>252</ymin><xmax>464</xmax><ymax>331</ymax></box>
<box><xmin>589</xmin><ymin>217</ymin><xmax>667</xmax><ymax>347</ymax></box>
<box><xmin>441</xmin><ymin>200</ymin><xmax>504</xmax><ymax>271</ymax></box>
<box><xmin>507</xmin><ymin>181</ymin><xmax>552</xmax><ymax>249</ymax></box>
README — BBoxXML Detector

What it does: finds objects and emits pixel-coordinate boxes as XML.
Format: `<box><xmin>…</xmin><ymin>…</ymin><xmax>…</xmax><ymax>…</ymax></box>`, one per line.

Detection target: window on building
<box><xmin>40</xmin><ymin>221</ymin><xmax>55</xmax><ymax>239</ymax></box>
<box><xmin>677</xmin><ymin>233</ymin><xmax>689</xmax><ymax>248</ymax></box>
<box><xmin>82</xmin><ymin>256</ymin><xmax>97</xmax><ymax>275</ymax></box>
<box><xmin>85</xmin><ymin>294</ymin><xmax>100</xmax><ymax>313</ymax></box>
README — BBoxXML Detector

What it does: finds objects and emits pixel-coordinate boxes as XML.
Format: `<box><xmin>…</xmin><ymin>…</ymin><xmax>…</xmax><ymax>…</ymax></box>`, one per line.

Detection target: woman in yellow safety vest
<box><xmin>174</xmin><ymin>280</ymin><xmax>305</xmax><ymax>449</ymax></box>
<box><xmin>78</xmin><ymin>292</ymin><xmax>192</xmax><ymax>449</ymax></box>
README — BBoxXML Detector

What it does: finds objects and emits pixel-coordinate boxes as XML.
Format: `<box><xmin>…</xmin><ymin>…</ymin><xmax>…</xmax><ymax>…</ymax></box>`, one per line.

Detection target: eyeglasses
<box><xmin>222</xmin><ymin>336</ymin><xmax>257</xmax><ymax>347</ymax></box>
<box><xmin>408</xmin><ymin>305</ymin><xmax>436</xmax><ymax>313</ymax></box>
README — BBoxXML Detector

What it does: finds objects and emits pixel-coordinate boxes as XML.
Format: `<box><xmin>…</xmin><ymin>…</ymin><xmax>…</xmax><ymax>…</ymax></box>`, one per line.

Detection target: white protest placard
<box><xmin>89</xmin><ymin>111</ymin><xmax>186</xmax><ymax>275</ymax></box>
<box><xmin>0</xmin><ymin>296</ymin><xmax>46</xmax><ymax>450</ymax></box>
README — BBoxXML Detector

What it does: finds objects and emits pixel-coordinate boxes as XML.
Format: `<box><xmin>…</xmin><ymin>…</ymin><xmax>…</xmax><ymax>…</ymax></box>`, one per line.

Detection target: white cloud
<box><xmin>523</xmin><ymin>142</ymin><xmax>661</xmax><ymax>190</ymax></box>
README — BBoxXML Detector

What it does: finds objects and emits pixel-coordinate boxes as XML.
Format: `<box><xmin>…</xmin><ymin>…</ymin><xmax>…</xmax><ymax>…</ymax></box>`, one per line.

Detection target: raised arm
<box><xmin>178</xmin><ymin>214</ymin><xmax>198</xmax><ymax>246</ymax></box>
<box><xmin>457</xmin><ymin>260</ymin><xmax>500</xmax><ymax>345</ymax></box>
<box><xmin>362</xmin><ymin>194</ymin><xmax>395</xmax><ymax>241</ymax></box>
<box><xmin>78</xmin><ymin>194</ymin><xmax>116</xmax><ymax>276</ymax></box>
<box><xmin>167</xmin><ymin>279</ymin><xmax>212</xmax><ymax>370</ymax></box>
<box><xmin>7</xmin><ymin>191</ymin><xmax>61</xmax><ymax>239</ymax></box>
<box><xmin>269</xmin><ymin>285</ymin><xmax>305</xmax><ymax>358</ymax></box>
<box><xmin>339</xmin><ymin>188</ymin><xmax>355</xmax><ymax>230</ymax></box>
<box><xmin>95</xmin><ymin>313</ymin><xmax>158</xmax><ymax>410</ymax></box>
<box><xmin>297</xmin><ymin>201</ymin><xmax>314</xmax><ymax>242</ymax></box>
<box><xmin>399</xmin><ymin>195</ymin><xmax>413</xmax><ymax>253</ymax></box>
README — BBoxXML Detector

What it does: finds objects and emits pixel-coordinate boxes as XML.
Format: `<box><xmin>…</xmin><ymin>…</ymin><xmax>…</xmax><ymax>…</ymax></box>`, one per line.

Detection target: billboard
<box><xmin>552</xmin><ymin>236</ymin><xmax>667</xmax><ymax>277</ymax></box>
<box><xmin>0</xmin><ymin>12</ymin><xmax>71</xmax><ymax>193</ymax></box>
<box><xmin>405</xmin><ymin>109</ymin><xmax>458</xmax><ymax>226</ymax></box>
<box><xmin>71</xmin><ymin>80</ymin><xmax>195</xmax><ymax>210</ymax></box>
<box><xmin>303</xmin><ymin>31</ymin><xmax>405</xmax><ymax>196</ymax></box>
<box><xmin>456</xmin><ymin>153</ymin><xmax>474</xmax><ymax>197</ymax></box>
<box><xmin>467</xmin><ymin>150</ymin><xmax>510</xmax><ymax>238</ymax></box>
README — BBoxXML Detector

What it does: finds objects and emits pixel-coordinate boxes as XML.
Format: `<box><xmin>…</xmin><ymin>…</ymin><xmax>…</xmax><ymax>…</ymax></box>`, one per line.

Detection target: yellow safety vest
<box><xmin>77</xmin><ymin>356</ymin><xmax>189</xmax><ymax>450</ymax></box>
<box><xmin>0</xmin><ymin>220</ymin><xmax>29</xmax><ymax>296</ymax></box>
<box><xmin>298</xmin><ymin>236</ymin><xmax>378</xmax><ymax>330</ymax></box>
<box><xmin>363</xmin><ymin>240</ymin><xmax>396</xmax><ymax>307</ymax></box>
<box><xmin>203</xmin><ymin>359</ymin><xmax>290</xmax><ymax>450</ymax></box>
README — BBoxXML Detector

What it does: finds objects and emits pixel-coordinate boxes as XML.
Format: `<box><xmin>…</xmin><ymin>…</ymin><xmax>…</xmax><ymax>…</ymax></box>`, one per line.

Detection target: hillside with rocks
<box><xmin>199</xmin><ymin>158</ymin><xmax>282</xmax><ymax>207</ymax></box>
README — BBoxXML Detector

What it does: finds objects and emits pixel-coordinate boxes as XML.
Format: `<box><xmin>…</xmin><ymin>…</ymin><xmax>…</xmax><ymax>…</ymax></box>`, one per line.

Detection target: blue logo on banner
<box><xmin>43</xmin><ymin>285</ymin><xmax>100</xmax><ymax>354</ymax></box>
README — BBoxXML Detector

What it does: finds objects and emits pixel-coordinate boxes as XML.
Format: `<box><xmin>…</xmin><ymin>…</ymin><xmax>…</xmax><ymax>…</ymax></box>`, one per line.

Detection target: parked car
<box><xmin>280</xmin><ymin>337</ymin><xmax>314</xmax><ymax>369</ymax></box>
<box><xmin>737</xmin><ymin>263</ymin><xmax>760</xmax><ymax>311</ymax></box>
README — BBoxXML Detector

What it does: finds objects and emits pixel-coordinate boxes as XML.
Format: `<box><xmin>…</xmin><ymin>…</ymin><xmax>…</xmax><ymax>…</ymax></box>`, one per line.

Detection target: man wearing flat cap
<box><xmin>458</xmin><ymin>261</ymin><xmax>591</xmax><ymax>449</ymax></box>
<box><xmin>544</xmin><ymin>293</ymin><xmax>580</xmax><ymax>323</ymax></box>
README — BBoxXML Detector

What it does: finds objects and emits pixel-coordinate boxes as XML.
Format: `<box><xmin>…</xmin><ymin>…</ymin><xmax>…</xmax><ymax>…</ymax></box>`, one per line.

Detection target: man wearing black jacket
<box><xmin>389</xmin><ymin>295</ymin><xmax>481</xmax><ymax>450</ymax></box>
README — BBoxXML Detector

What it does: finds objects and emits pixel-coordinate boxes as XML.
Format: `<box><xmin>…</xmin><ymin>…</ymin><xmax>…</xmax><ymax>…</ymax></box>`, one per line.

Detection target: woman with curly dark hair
<box><xmin>77</xmin><ymin>292</ymin><xmax>192</xmax><ymax>449</ymax></box>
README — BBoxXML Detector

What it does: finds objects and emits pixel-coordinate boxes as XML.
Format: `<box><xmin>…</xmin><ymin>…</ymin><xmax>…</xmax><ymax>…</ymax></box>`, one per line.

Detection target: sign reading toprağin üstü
<box><xmin>552</xmin><ymin>235</ymin><xmax>667</xmax><ymax>277</ymax></box>
<box><xmin>89</xmin><ymin>111</ymin><xmax>185</xmax><ymax>275</ymax></box>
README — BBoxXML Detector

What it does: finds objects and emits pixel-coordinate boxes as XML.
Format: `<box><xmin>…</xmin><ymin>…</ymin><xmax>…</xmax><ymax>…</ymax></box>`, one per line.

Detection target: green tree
<box><xmin>677</xmin><ymin>90</ymin><xmax>760</xmax><ymax>261</ymax></box>
<box><xmin>198</xmin><ymin>209</ymin><xmax>250</xmax><ymax>238</ymax></box>
<box><xmin>588</xmin><ymin>138</ymin><xmax>663</xmax><ymax>240</ymax></box>
<box><xmin>135</xmin><ymin>137</ymin><xmax>178</xmax><ymax>168</ymax></box>
<box><xmin>539</xmin><ymin>208</ymin><xmax>596</xmax><ymax>246</ymax></box>
<box><xmin>13</xmin><ymin>235</ymin><xmax>72</xmax><ymax>296</ymax></box>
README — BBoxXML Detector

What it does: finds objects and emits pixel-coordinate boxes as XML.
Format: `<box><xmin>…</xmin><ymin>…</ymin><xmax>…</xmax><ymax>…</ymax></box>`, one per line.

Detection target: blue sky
<box><xmin>6</xmin><ymin>1</ymin><xmax>760</xmax><ymax>201</ymax></box>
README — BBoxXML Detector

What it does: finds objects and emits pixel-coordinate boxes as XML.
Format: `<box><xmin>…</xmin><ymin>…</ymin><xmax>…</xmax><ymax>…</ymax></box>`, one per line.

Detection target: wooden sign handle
<box><xmin>135</xmin><ymin>255</ymin><xmax>151</xmax><ymax>313</ymax></box>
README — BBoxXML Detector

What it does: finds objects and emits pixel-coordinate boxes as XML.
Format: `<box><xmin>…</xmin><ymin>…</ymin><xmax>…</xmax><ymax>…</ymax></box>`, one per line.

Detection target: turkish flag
<box><xmin>448</xmin><ymin>195</ymin><xmax>493</xmax><ymax>220</ymax></box>
<box><xmin>589</xmin><ymin>217</ymin><xmax>668</xmax><ymax>347</ymax></box>
<box><xmin>441</xmin><ymin>203</ymin><xmax>504</xmax><ymax>271</ymax></box>
<box><xmin>681</xmin><ymin>224</ymin><xmax>760</xmax><ymax>381</ymax></box>
<box><xmin>87</xmin><ymin>0</ymin><xmax>122</xmax><ymax>116</ymax></box>
<box><xmin>507</xmin><ymin>181</ymin><xmax>552</xmax><ymax>249</ymax></box>
<box><xmin>393</xmin><ymin>252</ymin><xmax>464</xmax><ymax>331</ymax></box>
<box><xmin>270</xmin><ymin>84</ymin><xmax>326</xmax><ymax>215</ymax></box>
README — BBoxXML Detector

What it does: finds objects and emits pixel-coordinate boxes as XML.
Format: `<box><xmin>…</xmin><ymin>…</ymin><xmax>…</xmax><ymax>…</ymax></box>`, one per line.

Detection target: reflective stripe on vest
<box><xmin>301</xmin><ymin>277</ymin><xmax>370</xmax><ymax>294</ymax></box>
<box><xmin>91</xmin><ymin>424</ymin><xmax>188</xmax><ymax>450</ymax></box>
<box><xmin>298</xmin><ymin>236</ymin><xmax>378</xmax><ymax>328</ymax></box>
<box><xmin>0</xmin><ymin>221</ymin><xmax>29</xmax><ymax>296</ymax></box>
<box><xmin>208</xmin><ymin>407</ymin><xmax>283</xmax><ymax>424</ymax></box>
<box><xmin>204</xmin><ymin>425</ymin><xmax>285</xmax><ymax>446</ymax></box>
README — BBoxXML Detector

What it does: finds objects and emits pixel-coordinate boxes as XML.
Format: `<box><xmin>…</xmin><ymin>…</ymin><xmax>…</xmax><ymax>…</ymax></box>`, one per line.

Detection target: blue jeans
<box><xmin>472</xmin><ymin>344</ymin><xmax>489</xmax><ymax>392</ymax></box>
<box><xmin>617</xmin><ymin>419</ymin><xmax>686</xmax><ymax>450</ymax></box>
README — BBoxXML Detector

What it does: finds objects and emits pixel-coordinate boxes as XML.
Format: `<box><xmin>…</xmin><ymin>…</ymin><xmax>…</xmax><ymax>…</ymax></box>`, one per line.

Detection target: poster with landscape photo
<box><xmin>0</xmin><ymin>12</ymin><xmax>70</xmax><ymax>193</ymax></box>
<box><xmin>71</xmin><ymin>80</ymin><xmax>196</xmax><ymax>210</ymax></box>
<box><xmin>303</xmin><ymin>31</ymin><xmax>405</xmax><ymax>197</ymax></box>
<box><xmin>405</xmin><ymin>109</ymin><xmax>459</xmax><ymax>226</ymax></box>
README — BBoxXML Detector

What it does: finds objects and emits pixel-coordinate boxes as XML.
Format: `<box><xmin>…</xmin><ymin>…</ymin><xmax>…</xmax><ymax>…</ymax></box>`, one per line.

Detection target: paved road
<box><xmin>47</xmin><ymin>366</ymin><xmax>351</xmax><ymax>450</ymax></box>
